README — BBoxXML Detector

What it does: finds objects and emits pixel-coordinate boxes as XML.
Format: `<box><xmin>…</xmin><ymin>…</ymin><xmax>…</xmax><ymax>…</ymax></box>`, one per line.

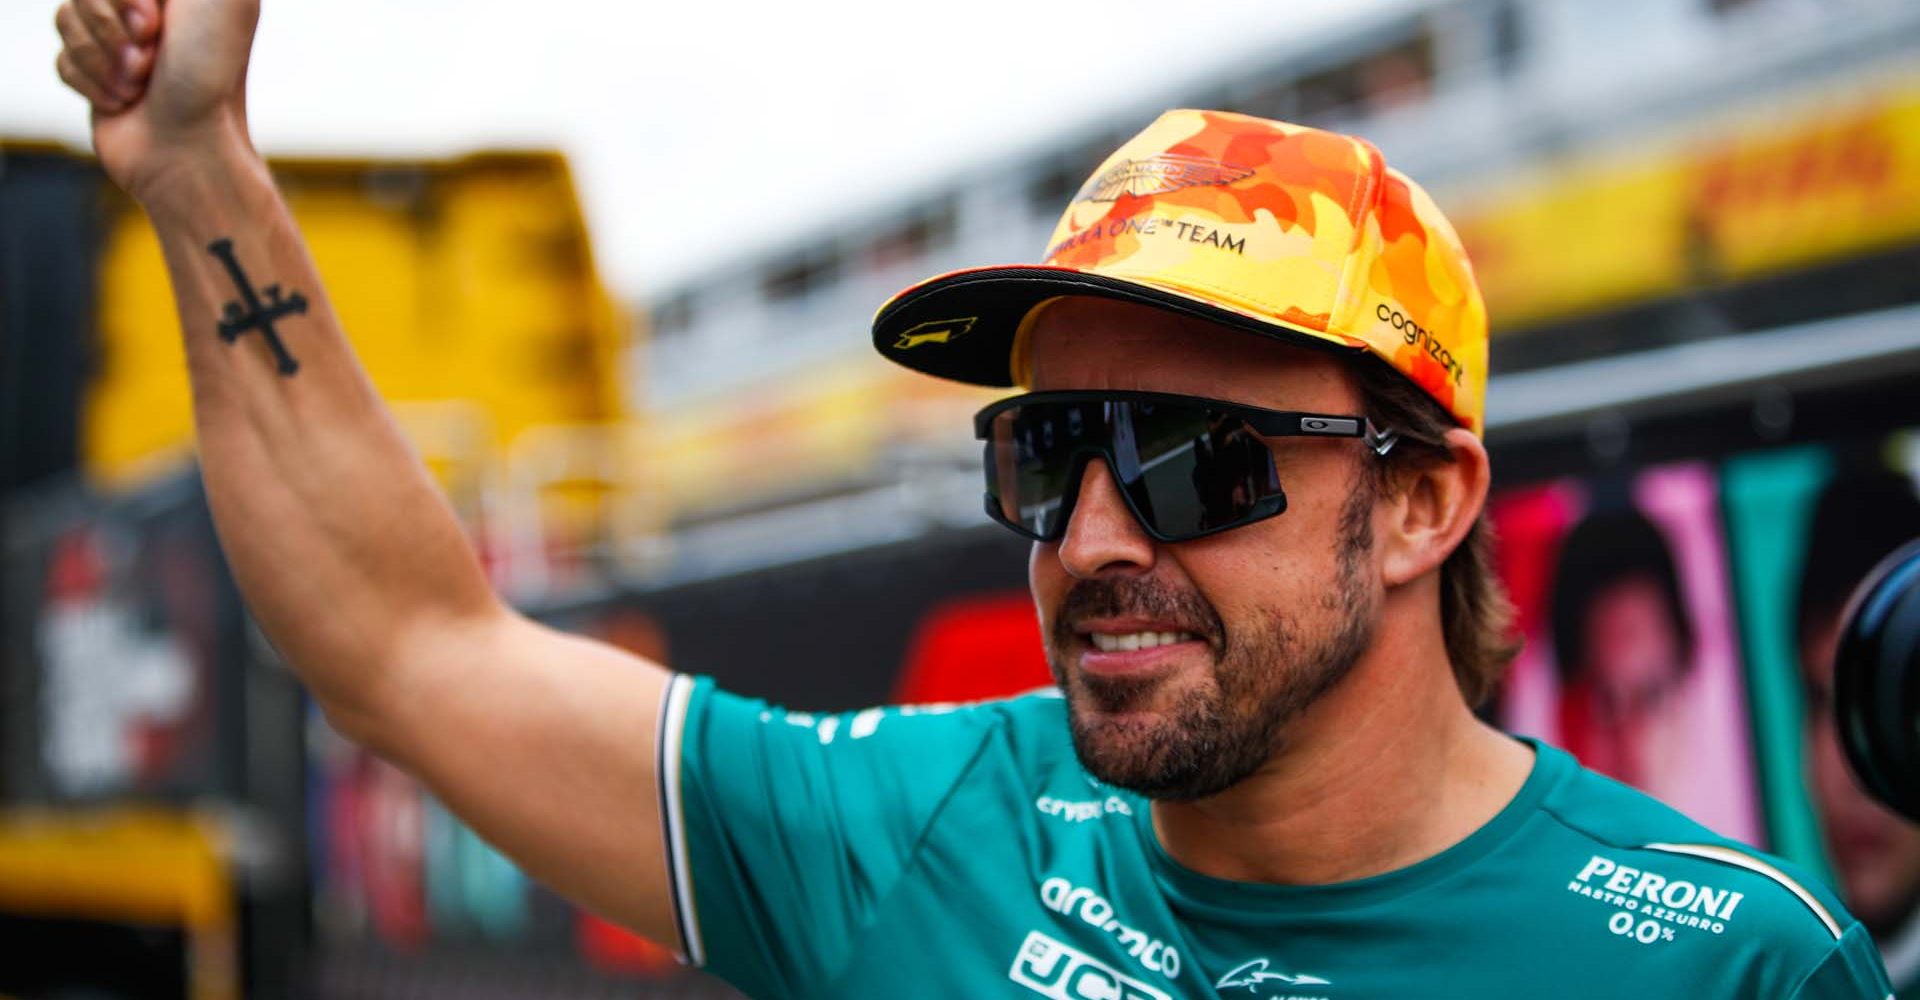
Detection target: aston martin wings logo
<box><xmin>1075</xmin><ymin>154</ymin><xmax>1254</xmax><ymax>202</ymax></box>
<box><xmin>892</xmin><ymin>316</ymin><xmax>977</xmax><ymax>350</ymax></box>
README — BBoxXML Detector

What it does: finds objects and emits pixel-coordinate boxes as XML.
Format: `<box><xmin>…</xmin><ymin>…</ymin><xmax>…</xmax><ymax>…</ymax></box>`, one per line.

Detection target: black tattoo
<box><xmin>208</xmin><ymin>238</ymin><xmax>307</xmax><ymax>376</ymax></box>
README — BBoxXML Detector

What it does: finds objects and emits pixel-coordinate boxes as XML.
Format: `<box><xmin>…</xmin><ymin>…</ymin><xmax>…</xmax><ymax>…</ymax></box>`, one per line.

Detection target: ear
<box><xmin>1379</xmin><ymin>428</ymin><xmax>1490</xmax><ymax>588</ymax></box>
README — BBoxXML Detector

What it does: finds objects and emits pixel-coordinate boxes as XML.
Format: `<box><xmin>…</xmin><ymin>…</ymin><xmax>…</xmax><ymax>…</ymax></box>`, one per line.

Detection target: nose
<box><xmin>1055</xmin><ymin>457</ymin><xmax>1156</xmax><ymax>578</ymax></box>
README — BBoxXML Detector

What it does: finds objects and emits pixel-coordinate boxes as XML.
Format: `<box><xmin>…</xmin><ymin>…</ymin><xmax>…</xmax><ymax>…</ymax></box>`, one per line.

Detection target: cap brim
<box><xmin>872</xmin><ymin>263</ymin><xmax>1364</xmax><ymax>388</ymax></box>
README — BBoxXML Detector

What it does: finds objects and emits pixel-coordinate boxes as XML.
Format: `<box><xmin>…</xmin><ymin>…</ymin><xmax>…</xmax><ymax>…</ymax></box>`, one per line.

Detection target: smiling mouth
<box><xmin>1070</xmin><ymin>627</ymin><xmax>1214</xmax><ymax>689</ymax></box>
<box><xmin>1087</xmin><ymin>630</ymin><xmax>1198</xmax><ymax>652</ymax></box>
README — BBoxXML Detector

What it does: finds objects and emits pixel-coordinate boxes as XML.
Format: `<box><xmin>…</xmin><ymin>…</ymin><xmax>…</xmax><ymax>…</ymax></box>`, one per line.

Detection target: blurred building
<box><xmin>635</xmin><ymin>0</ymin><xmax>1920</xmax><ymax>573</ymax></box>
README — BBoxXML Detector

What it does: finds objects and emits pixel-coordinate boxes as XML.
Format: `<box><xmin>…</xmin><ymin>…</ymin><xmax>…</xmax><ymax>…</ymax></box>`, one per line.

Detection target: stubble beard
<box><xmin>1049</xmin><ymin>484</ymin><xmax>1379</xmax><ymax>801</ymax></box>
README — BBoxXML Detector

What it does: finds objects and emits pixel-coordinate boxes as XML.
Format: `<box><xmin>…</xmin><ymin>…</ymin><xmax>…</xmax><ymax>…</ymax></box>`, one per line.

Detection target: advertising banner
<box><xmin>1451</xmin><ymin>72</ymin><xmax>1920</xmax><ymax>330</ymax></box>
<box><xmin>1494</xmin><ymin>463</ymin><xmax>1763</xmax><ymax>844</ymax></box>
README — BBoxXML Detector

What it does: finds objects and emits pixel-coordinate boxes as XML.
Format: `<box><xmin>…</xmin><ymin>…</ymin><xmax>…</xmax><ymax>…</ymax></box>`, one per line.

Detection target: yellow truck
<box><xmin>87</xmin><ymin>150</ymin><xmax>630</xmax><ymax>491</ymax></box>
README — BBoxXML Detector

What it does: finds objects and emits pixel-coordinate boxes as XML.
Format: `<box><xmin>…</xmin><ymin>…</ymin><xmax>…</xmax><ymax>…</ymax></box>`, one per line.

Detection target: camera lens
<box><xmin>1835</xmin><ymin>538</ymin><xmax>1920</xmax><ymax>822</ymax></box>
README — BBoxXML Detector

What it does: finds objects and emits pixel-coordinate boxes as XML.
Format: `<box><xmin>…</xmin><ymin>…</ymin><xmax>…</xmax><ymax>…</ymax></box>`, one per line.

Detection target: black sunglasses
<box><xmin>973</xmin><ymin>390</ymin><xmax>1398</xmax><ymax>544</ymax></box>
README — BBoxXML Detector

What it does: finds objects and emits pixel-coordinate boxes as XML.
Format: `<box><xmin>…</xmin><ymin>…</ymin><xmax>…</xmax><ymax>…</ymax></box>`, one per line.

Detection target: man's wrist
<box><xmin>128</xmin><ymin>119</ymin><xmax>273</xmax><ymax>224</ymax></box>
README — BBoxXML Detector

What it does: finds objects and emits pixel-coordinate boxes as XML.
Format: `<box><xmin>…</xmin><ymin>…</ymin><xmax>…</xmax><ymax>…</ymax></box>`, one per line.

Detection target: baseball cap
<box><xmin>871</xmin><ymin>109</ymin><xmax>1489</xmax><ymax>436</ymax></box>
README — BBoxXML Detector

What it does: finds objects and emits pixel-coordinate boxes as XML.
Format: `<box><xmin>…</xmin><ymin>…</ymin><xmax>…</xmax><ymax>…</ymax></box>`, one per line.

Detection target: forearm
<box><xmin>140</xmin><ymin>134</ymin><xmax>501</xmax><ymax>731</ymax></box>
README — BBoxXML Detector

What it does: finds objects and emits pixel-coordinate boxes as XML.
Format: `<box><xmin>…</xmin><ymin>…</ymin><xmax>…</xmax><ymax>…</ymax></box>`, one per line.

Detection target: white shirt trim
<box><xmin>655</xmin><ymin>672</ymin><xmax>703</xmax><ymax>966</ymax></box>
<box><xmin>1644</xmin><ymin>841</ymin><xmax>1843</xmax><ymax>940</ymax></box>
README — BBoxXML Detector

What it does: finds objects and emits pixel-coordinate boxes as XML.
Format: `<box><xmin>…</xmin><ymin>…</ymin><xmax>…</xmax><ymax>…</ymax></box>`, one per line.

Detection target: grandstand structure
<box><xmin>634</xmin><ymin>0</ymin><xmax>1920</xmax><ymax>579</ymax></box>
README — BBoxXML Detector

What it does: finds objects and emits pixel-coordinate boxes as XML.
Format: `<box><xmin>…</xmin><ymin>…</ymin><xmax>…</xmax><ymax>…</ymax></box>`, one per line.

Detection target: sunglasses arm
<box><xmin>1365</xmin><ymin>422</ymin><xmax>1399</xmax><ymax>458</ymax></box>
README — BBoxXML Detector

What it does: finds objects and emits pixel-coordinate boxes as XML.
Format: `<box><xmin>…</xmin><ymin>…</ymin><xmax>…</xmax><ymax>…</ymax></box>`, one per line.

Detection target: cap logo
<box><xmin>892</xmin><ymin>316</ymin><xmax>978</xmax><ymax>350</ymax></box>
<box><xmin>1074</xmin><ymin>154</ymin><xmax>1254</xmax><ymax>203</ymax></box>
<box><xmin>1376</xmin><ymin>303</ymin><xmax>1465</xmax><ymax>386</ymax></box>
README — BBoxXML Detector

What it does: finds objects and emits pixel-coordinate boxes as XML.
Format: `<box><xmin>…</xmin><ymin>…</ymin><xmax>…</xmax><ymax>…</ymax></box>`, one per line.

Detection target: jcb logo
<box><xmin>892</xmin><ymin>316</ymin><xmax>977</xmax><ymax>350</ymax></box>
<box><xmin>1009</xmin><ymin>931</ymin><xmax>1170</xmax><ymax>1000</ymax></box>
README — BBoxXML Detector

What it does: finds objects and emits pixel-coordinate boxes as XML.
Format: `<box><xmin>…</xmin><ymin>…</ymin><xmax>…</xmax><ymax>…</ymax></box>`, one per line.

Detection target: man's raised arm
<box><xmin>53</xmin><ymin>0</ymin><xmax>681</xmax><ymax>947</ymax></box>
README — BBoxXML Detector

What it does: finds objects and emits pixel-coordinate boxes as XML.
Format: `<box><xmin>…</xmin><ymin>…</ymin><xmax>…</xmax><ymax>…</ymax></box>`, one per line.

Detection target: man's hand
<box><xmin>54</xmin><ymin>0</ymin><xmax>260</xmax><ymax>201</ymax></box>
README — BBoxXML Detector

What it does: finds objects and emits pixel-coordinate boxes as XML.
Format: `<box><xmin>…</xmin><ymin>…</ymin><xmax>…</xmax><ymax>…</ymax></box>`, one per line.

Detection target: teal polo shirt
<box><xmin>653</xmin><ymin>675</ymin><xmax>1892</xmax><ymax>999</ymax></box>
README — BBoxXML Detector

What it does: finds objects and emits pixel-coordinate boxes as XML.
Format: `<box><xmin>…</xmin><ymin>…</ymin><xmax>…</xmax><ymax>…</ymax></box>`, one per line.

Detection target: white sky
<box><xmin>1</xmin><ymin>0</ymin><xmax>1404</xmax><ymax>298</ymax></box>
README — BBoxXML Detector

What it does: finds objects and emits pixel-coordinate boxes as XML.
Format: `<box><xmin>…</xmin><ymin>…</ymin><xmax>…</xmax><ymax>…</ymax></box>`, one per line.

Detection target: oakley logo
<box><xmin>1010</xmin><ymin>931</ymin><xmax>1170</xmax><ymax>1000</ymax></box>
<box><xmin>892</xmin><ymin>317</ymin><xmax>977</xmax><ymax>350</ymax></box>
<box><xmin>1076</xmin><ymin>154</ymin><xmax>1254</xmax><ymax>202</ymax></box>
<box><xmin>1298</xmin><ymin>417</ymin><xmax>1359</xmax><ymax>435</ymax></box>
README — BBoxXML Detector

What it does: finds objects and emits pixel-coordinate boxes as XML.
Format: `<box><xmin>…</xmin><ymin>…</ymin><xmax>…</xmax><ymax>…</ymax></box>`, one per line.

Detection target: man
<box><xmin>1797</xmin><ymin>471</ymin><xmax>1920</xmax><ymax>996</ymax></box>
<box><xmin>52</xmin><ymin>1</ymin><xmax>1892</xmax><ymax>996</ymax></box>
<box><xmin>1550</xmin><ymin>506</ymin><xmax>1696</xmax><ymax>791</ymax></box>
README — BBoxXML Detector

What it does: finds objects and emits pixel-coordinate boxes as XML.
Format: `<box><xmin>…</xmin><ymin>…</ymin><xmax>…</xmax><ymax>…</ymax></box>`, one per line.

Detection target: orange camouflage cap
<box><xmin>872</xmin><ymin>109</ymin><xmax>1489</xmax><ymax>435</ymax></box>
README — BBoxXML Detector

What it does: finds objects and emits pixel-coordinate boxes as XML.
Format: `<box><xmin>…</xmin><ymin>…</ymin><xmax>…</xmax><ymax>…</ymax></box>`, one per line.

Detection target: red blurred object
<box><xmin>1489</xmin><ymin>484</ymin><xmax>1577</xmax><ymax>642</ymax></box>
<box><xmin>45</xmin><ymin>528</ymin><xmax>105</xmax><ymax>604</ymax></box>
<box><xmin>576</xmin><ymin>910</ymin><xmax>680</xmax><ymax>976</ymax></box>
<box><xmin>892</xmin><ymin>593</ymin><xmax>1051</xmax><ymax>704</ymax></box>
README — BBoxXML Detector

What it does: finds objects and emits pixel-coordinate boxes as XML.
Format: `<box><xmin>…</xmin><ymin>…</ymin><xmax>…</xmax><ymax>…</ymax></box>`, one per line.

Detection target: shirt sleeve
<box><xmin>655</xmin><ymin>674</ymin><xmax>1004</xmax><ymax>999</ymax></box>
<box><xmin>1787</xmin><ymin>923</ymin><xmax>1897</xmax><ymax>1000</ymax></box>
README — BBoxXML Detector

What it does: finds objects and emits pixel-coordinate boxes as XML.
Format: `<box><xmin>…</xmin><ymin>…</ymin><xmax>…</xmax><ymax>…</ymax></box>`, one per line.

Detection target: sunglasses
<box><xmin>974</xmin><ymin>390</ymin><xmax>1398</xmax><ymax>544</ymax></box>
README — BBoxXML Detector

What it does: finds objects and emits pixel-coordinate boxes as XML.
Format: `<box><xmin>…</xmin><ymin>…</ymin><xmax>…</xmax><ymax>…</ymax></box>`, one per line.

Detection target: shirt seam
<box><xmin>805</xmin><ymin>713</ymin><xmax>1005</xmax><ymax>1000</ymax></box>
<box><xmin>1782</xmin><ymin>926</ymin><xmax>1869</xmax><ymax>1000</ymax></box>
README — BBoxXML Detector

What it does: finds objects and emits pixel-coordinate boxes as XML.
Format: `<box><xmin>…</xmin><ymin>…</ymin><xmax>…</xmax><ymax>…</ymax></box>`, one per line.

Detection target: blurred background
<box><xmin>3</xmin><ymin>0</ymin><xmax>1919</xmax><ymax>996</ymax></box>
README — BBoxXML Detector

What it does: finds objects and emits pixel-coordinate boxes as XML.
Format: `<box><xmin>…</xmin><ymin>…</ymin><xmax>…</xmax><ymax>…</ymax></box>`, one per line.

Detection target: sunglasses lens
<box><xmin>987</xmin><ymin>402</ymin><xmax>1099</xmax><ymax>540</ymax></box>
<box><xmin>984</xmin><ymin>398</ymin><xmax>1282</xmax><ymax>541</ymax></box>
<box><xmin>1128</xmin><ymin>405</ymin><xmax>1280</xmax><ymax>538</ymax></box>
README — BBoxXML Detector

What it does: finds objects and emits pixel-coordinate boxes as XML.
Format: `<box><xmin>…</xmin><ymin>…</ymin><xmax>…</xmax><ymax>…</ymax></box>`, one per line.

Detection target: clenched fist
<box><xmin>54</xmin><ymin>0</ymin><xmax>262</xmax><ymax>202</ymax></box>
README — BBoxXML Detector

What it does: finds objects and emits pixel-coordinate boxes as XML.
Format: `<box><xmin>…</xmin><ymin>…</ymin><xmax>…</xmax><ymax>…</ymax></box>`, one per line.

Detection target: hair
<box><xmin>1547</xmin><ymin>506</ymin><xmax>1694</xmax><ymax>684</ymax></box>
<box><xmin>1350</xmin><ymin>358</ymin><xmax>1520</xmax><ymax>708</ymax></box>
<box><xmin>1794</xmin><ymin>468</ymin><xmax>1920</xmax><ymax>658</ymax></box>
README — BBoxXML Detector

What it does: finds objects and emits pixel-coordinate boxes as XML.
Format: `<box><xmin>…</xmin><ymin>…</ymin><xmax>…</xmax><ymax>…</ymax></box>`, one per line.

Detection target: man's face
<box><xmin>1575</xmin><ymin>575</ymin><xmax>1687</xmax><ymax>788</ymax></box>
<box><xmin>1025</xmin><ymin>297</ymin><xmax>1381</xmax><ymax>801</ymax></box>
<box><xmin>1801</xmin><ymin>608</ymin><xmax>1920</xmax><ymax>932</ymax></box>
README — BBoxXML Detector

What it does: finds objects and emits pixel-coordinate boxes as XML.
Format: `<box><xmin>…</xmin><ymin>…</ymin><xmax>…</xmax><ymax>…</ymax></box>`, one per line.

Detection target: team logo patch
<box><xmin>1009</xmin><ymin>930</ymin><xmax>1170</xmax><ymax>1000</ymax></box>
<box><xmin>1075</xmin><ymin>154</ymin><xmax>1254</xmax><ymax>202</ymax></box>
<box><xmin>892</xmin><ymin>316</ymin><xmax>977</xmax><ymax>350</ymax></box>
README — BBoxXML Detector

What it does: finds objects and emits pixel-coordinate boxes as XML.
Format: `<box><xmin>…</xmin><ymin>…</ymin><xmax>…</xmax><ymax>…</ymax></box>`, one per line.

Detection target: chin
<box><xmin>1061</xmin><ymin>681</ymin><xmax>1262</xmax><ymax>802</ymax></box>
<box><xmin>1063</xmin><ymin>686</ymin><xmax>1173</xmax><ymax>771</ymax></box>
<box><xmin>1071</xmin><ymin>707</ymin><xmax>1171</xmax><ymax>755</ymax></box>
<box><xmin>1070</xmin><ymin>723</ymin><xmax>1185</xmax><ymax>797</ymax></box>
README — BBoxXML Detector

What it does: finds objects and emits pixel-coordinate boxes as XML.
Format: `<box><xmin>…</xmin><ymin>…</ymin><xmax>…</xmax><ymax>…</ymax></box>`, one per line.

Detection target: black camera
<box><xmin>1836</xmin><ymin>539</ymin><xmax>1920</xmax><ymax>821</ymax></box>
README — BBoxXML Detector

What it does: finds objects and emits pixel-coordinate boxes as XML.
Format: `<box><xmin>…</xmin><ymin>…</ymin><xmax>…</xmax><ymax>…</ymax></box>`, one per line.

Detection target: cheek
<box><xmin>1179</xmin><ymin>516</ymin><xmax>1338</xmax><ymax>623</ymax></box>
<box><xmin>1030</xmin><ymin>543</ymin><xmax>1067</xmax><ymax>630</ymax></box>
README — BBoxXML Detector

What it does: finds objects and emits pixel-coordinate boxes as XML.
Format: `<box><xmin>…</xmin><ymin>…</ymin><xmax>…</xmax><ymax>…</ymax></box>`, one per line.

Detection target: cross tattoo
<box><xmin>208</xmin><ymin>238</ymin><xmax>307</xmax><ymax>376</ymax></box>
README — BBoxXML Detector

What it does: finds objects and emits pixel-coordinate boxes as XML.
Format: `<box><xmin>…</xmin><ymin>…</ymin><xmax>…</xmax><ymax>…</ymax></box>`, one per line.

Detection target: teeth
<box><xmin>1090</xmin><ymin>631</ymin><xmax>1193</xmax><ymax>653</ymax></box>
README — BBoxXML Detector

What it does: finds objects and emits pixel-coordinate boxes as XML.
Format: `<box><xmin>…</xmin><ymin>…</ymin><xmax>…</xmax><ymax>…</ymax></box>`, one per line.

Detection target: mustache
<box><xmin>1052</xmin><ymin>575</ymin><xmax>1225</xmax><ymax>650</ymax></box>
